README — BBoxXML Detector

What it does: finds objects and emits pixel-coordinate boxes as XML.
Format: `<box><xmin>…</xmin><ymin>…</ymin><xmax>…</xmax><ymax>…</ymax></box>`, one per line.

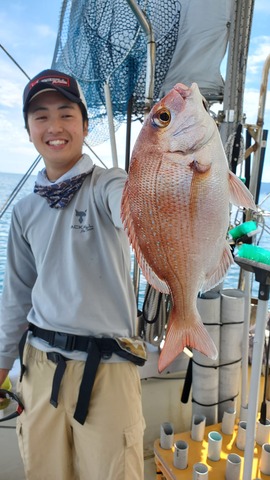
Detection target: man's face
<box><xmin>27</xmin><ymin>91</ymin><xmax>88</xmax><ymax>180</ymax></box>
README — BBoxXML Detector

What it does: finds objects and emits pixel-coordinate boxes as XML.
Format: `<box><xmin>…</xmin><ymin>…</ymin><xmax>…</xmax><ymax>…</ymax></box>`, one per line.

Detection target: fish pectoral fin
<box><xmin>202</xmin><ymin>242</ymin><xmax>233</xmax><ymax>293</ymax></box>
<box><xmin>228</xmin><ymin>171</ymin><xmax>256</xmax><ymax>210</ymax></box>
<box><xmin>158</xmin><ymin>316</ymin><xmax>217</xmax><ymax>373</ymax></box>
<box><xmin>193</xmin><ymin>160</ymin><xmax>211</xmax><ymax>174</ymax></box>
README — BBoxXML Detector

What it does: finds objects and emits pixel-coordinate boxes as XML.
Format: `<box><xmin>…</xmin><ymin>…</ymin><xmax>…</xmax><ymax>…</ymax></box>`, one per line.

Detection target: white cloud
<box><xmin>0</xmin><ymin>112</ymin><xmax>26</xmax><ymax>147</ymax></box>
<box><xmin>243</xmin><ymin>88</ymin><xmax>270</xmax><ymax>123</ymax></box>
<box><xmin>0</xmin><ymin>79</ymin><xmax>23</xmax><ymax>108</ymax></box>
<box><xmin>0</xmin><ymin>12</ymin><xmax>18</xmax><ymax>45</ymax></box>
<box><xmin>34</xmin><ymin>24</ymin><xmax>56</xmax><ymax>38</ymax></box>
<box><xmin>247</xmin><ymin>36</ymin><xmax>270</xmax><ymax>76</ymax></box>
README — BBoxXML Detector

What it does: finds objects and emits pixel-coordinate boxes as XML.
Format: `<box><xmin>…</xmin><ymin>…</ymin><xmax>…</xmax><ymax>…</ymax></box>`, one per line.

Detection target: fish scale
<box><xmin>121</xmin><ymin>82</ymin><xmax>256</xmax><ymax>372</ymax></box>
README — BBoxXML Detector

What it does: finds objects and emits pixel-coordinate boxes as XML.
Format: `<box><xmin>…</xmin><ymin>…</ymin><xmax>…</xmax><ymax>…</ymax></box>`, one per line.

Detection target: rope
<box><xmin>140</xmin><ymin>284</ymin><xmax>170</xmax><ymax>346</ymax></box>
<box><xmin>192</xmin><ymin>357</ymin><xmax>242</xmax><ymax>369</ymax></box>
<box><xmin>224</xmin><ymin>126</ymin><xmax>245</xmax><ymax>171</ymax></box>
<box><xmin>192</xmin><ymin>392</ymin><xmax>239</xmax><ymax>408</ymax></box>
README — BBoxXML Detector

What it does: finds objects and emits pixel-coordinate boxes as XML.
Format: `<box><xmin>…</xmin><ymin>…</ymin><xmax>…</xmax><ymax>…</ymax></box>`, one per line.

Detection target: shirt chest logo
<box><xmin>71</xmin><ymin>209</ymin><xmax>94</xmax><ymax>233</ymax></box>
<box><xmin>76</xmin><ymin>209</ymin><xmax>87</xmax><ymax>223</ymax></box>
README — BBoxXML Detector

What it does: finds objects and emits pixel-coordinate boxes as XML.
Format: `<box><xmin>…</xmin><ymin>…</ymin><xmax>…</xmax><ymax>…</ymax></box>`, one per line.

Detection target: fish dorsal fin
<box><xmin>229</xmin><ymin>171</ymin><xmax>256</xmax><ymax>210</ymax></box>
<box><xmin>121</xmin><ymin>185</ymin><xmax>170</xmax><ymax>295</ymax></box>
<box><xmin>201</xmin><ymin>241</ymin><xmax>234</xmax><ymax>293</ymax></box>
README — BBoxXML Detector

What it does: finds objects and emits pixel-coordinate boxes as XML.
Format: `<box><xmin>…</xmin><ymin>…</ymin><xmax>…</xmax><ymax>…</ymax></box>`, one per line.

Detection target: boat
<box><xmin>0</xmin><ymin>1</ymin><xmax>270</xmax><ymax>478</ymax></box>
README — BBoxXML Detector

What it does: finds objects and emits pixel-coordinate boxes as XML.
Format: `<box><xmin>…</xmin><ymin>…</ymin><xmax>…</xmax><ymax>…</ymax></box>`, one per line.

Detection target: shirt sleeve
<box><xmin>0</xmin><ymin>206</ymin><xmax>37</xmax><ymax>369</ymax></box>
<box><xmin>95</xmin><ymin>167</ymin><xmax>127</xmax><ymax>229</ymax></box>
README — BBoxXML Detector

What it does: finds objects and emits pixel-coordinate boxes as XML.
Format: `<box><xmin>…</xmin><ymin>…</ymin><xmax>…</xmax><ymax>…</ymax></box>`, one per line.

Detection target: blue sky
<box><xmin>0</xmin><ymin>0</ymin><xmax>269</xmax><ymax>182</ymax></box>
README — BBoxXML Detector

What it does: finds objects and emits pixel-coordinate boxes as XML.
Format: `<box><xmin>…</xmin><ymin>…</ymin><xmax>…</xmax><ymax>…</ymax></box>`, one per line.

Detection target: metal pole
<box><xmin>243</xmin><ymin>290</ymin><xmax>269</xmax><ymax>480</ymax></box>
<box><xmin>220</xmin><ymin>0</ymin><xmax>255</xmax><ymax>148</ymax></box>
<box><xmin>249</xmin><ymin>54</ymin><xmax>270</xmax><ymax>201</ymax></box>
<box><xmin>104</xmin><ymin>82</ymin><xmax>118</xmax><ymax>167</ymax></box>
<box><xmin>126</xmin><ymin>0</ymin><xmax>156</xmax><ymax>115</ymax></box>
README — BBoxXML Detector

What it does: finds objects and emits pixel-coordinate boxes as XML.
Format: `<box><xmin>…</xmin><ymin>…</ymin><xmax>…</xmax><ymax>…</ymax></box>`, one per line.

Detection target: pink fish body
<box><xmin>121</xmin><ymin>83</ymin><xmax>256</xmax><ymax>372</ymax></box>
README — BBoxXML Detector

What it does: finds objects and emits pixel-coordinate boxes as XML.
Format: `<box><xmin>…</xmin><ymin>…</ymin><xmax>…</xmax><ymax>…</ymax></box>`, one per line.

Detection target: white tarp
<box><xmin>160</xmin><ymin>0</ymin><xmax>233</xmax><ymax>98</ymax></box>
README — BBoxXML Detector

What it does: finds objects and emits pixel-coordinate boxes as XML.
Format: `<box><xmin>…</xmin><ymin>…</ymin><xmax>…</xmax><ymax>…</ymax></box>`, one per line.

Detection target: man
<box><xmin>0</xmin><ymin>69</ymin><xmax>146</xmax><ymax>480</ymax></box>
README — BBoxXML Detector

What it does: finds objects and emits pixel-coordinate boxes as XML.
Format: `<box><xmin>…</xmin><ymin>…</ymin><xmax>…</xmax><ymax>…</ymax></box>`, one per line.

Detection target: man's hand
<box><xmin>0</xmin><ymin>368</ymin><xmax>10</xmax><ymax>393</ymax></box>
<box><xmin>0</xmin><ymin>369</ymin><xmax>11</xmax><ymax>404</ymax></box>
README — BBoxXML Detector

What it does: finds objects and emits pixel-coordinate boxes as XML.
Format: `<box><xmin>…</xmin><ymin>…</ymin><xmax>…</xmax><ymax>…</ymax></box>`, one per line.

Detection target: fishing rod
<box><xmin>0</xmin><ymin>44</ymin><xmax>30</xmax><ymax>80</ymax></box>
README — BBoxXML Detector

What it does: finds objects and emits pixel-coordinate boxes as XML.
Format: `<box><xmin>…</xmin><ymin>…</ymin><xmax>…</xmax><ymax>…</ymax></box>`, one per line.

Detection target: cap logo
<box><xmin>30</xmin><ymin>76</ymin><xmax>71</xmax><ymax>89</ymax></box>
<box><xmin>23</xmin><ymin>70</ymin><xmax>88</xmax><ymax>117</ymax></box>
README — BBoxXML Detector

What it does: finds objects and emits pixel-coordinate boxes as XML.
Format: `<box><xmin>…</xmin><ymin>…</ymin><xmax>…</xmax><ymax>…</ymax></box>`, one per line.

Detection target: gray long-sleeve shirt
<box><xmin>0</xmin><ymin>159</ymin><xmax>137</xmax><ymax>369</ymax></box>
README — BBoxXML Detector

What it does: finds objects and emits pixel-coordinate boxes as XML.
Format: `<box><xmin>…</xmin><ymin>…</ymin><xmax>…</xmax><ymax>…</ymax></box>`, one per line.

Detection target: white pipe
<box><xmin>219</xmin><ymin>289</ymin><xmax>245</xmax><ymax>421</ymax></box>
<box><xmin>243</xmin><ymin>298</ymin><xmax>269</xmax><ymax>480</ymax></box>
<box><xmin>241</xmin><ymin>270</ymin><xmax>252</xmax><ymax>417</ymax></box>
<box><xmin>104</xmin><ymin>82</ymin><xmax>118</xmax><ymax>167</ymax></box>
<box><xmin>193</xmin><ymin>292</ymin><xmax>221</xmax><ymax>425</ymax></box>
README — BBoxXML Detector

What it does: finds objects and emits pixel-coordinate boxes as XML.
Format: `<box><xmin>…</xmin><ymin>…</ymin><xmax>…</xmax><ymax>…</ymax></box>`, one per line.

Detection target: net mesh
<box><xmin>52</xmin><ymin>0</ymin><xmax>181</xmax><ymax>145</ymax></box>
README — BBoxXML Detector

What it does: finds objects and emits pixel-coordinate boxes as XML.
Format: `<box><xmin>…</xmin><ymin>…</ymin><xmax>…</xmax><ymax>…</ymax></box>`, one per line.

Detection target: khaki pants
<box><xmin>16</xmin><ymin>344</ymin><xmax>145</xmax><ymax>480</ymax></box>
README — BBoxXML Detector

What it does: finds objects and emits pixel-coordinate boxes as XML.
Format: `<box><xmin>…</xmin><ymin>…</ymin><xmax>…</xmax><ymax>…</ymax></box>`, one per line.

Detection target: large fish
<box><xmin>121</xmin><ymin>83</ymin><xmax>256</xmax><ymax>372</ymax></box>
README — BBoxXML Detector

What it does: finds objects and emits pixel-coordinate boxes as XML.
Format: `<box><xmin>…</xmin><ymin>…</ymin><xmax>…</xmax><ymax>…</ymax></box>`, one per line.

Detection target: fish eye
<box><xmin>152</xmin><ymin>108</ymin><xmax>171</xmax><ymax>128</ymax></box>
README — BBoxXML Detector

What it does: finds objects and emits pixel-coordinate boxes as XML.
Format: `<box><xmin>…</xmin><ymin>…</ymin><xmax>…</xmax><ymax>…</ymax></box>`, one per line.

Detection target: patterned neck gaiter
<box><xmin>34</xmin><ymin>172</ymin><xmax>89</xmax><ymax>208</ymax></box>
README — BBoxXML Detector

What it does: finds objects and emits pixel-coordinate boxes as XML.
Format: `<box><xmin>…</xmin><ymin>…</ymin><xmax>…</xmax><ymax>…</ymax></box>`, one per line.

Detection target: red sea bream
<box><xmin>121</xmin><ymin>83</ymin><xmax>256</xmax><ymax>372</ymax></box>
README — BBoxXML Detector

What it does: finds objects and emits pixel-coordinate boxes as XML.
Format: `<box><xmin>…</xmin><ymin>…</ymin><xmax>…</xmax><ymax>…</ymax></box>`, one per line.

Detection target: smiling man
<box><xmin>0</xmin><ymin>69</ymin><xmax>146</xmax><ymax>480</ymax></box>
<box><xmin>26</xmin><ymin>94</ymin><xmax>88</xmax><ymax>180</ymax></box>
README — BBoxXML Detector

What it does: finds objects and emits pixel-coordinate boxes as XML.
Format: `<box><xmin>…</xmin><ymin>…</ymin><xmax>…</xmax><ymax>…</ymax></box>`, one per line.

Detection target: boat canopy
<box><xmin>160</xmin><ymin>0</ymin><xmax>233</xmax><ymax>101</ymax></box>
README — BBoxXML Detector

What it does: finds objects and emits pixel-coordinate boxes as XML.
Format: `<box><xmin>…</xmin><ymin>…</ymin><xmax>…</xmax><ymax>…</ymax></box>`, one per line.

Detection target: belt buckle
<box><xmin>52</xmin><ymin>332</ymin><xmax>75</xmax><ymax>351</ymax></box>
<box><xmin>47</xmin><ymin>352</ymin><xmax>63</xmax><ymax>363</ymax></box>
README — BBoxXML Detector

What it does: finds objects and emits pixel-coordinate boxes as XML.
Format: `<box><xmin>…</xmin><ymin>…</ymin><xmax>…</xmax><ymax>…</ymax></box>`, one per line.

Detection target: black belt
<box><xmin>19</xmin><ymin>323</ymin><xmax>145</xmax><ymax>425</ymax></box>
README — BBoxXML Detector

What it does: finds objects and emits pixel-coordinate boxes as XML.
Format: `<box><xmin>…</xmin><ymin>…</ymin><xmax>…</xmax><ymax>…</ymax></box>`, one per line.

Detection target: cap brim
<box><xmin>23</xmin><ymin>82</ymin><xmax>81</xmax><ymax>112</ymax></box>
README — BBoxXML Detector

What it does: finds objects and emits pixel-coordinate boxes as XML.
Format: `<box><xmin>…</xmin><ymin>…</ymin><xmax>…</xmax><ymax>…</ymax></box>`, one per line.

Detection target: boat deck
<box><xmin>154</xmin><ymin>422</ymin><xmax>268</xmax><ymax>479</ymax></box>
<box><xmin>0</xmin><ymin>359</ymin><xmax>267</xmax><ymax>479</ymax></box>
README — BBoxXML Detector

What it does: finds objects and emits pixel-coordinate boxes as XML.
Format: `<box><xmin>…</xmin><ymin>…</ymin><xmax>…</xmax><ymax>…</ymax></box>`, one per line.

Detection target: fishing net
<box><xmin>52</xmin><ymin>0</ymin><xmax>181</xmax><ymax>145</ymax></box>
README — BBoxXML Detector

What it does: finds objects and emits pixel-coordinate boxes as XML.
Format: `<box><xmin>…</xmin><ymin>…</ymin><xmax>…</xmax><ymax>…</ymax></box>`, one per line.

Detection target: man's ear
<box><xmin>83</xmin><ymin>120</ymin><xmax>89</xmax><ymax>137</ymax></box>
<box><xmin>25</xmin><ymin>122</ymin><xmax>32</xmax><ymax>142</ymax></box>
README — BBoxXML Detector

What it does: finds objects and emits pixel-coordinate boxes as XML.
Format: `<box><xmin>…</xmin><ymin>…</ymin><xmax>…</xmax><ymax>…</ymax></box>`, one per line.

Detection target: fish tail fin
<box><xmin>158</xmin><ymin>314</ymin><xmax>218</xmax><ymax>373</ymax></box>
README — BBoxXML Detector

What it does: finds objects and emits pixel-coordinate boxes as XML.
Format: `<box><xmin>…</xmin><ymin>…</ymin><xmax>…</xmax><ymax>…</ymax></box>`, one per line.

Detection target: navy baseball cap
<box><xmin>23</xmin><ymin>69</ymin><xmax>88</xmax><ymax>119</ymax></box>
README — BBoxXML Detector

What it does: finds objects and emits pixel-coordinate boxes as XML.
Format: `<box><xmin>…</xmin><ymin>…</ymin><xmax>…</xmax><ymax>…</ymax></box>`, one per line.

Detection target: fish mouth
<box><xmin>173</xmin><ymin>83</ymin><xmax>191</xmax><ymax>99</ymax></box>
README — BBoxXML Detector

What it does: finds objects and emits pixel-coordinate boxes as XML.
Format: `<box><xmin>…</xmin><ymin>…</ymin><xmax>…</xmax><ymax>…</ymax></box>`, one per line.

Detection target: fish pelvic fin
<box><xmin>202</xmin><ymin>241</ymin><xmax>234</xmax><ymax>293</ymax></box>
<box><xmin>158</xmin><ymin>315</ymin><xmax>217</xmax><ymax>373</ymax></box>
<box><xmin>228</xmin><ymin>171</ymin><xmax>256</xmax><ymax>210</ymax></box>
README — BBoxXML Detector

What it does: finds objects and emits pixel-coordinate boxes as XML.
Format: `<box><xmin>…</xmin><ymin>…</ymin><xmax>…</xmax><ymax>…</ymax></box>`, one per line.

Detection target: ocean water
<box><xmin>0</xmin><ymin>172</ymin><xmax>270</xmax><ymax>305</ymax></box>
<box><xmin>0</xmin><ymin>173</ymin><xmax>36</xmax><ymax>293</ymax></box>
